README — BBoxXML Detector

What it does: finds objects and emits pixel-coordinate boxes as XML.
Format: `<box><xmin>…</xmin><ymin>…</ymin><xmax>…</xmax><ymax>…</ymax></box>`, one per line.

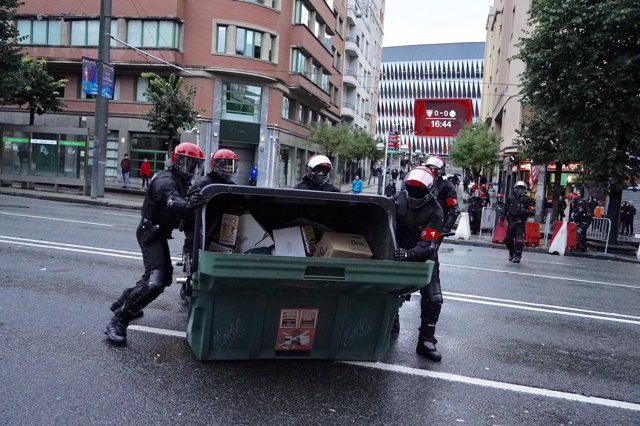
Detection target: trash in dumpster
<box><xmin>313</xmin><ymin>232</ymin><xmax>373</xmax><ymax>259</ymax></box>
<box><xmin>236</xmin><ymin>213</ymin><xmax>274</xmax><ymax>253</ymax></box>
<box><xmin>273</xmin><ymin>226</ymin><xmax>307</xmax><ymax>257</ymax></box>
<box><xmin>301</xmin><ymin>225</ymin><xmax>317</xmax><ymax>256</ymax></box>
<box><xmin>218</xmin><ymin>212</ymin><xmax>239</xmax><ymax>247</ymax></box>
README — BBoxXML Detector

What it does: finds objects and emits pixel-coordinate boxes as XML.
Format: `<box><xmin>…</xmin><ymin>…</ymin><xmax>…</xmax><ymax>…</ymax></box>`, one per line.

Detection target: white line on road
<box><xmin>345</xmin><ymin>361</ymin><xmax>640</xmax><ymax>412</ymax></box>
<box><xmin>126</xmin><ymin>325</ymin><xmax>640</xmax><ymax>413</ymax></box>
<box><xmin>0</xmin><ymin>211</ymin><xmax>113</xmax><ymax>226</ymax></box>
<box><xmin>444</xmin><ymin>292</ymin><xmax>640</xmax><ymax>320</ymax></box>
<box><xmin>441</xmin><ymin>263</ymin><xmax>638</xmax><ymax>289</ymax></box>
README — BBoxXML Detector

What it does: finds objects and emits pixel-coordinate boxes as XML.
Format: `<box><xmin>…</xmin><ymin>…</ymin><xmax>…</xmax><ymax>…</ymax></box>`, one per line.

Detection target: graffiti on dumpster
<box><xmin>213</xmin><ymin>318</ymin><xmax>245</xmax><ymax>350</ymax></box>
<box><xmin>341</xmin><ymin>318</ymin><xmax>372</xmax><ymax>348</ymax></box>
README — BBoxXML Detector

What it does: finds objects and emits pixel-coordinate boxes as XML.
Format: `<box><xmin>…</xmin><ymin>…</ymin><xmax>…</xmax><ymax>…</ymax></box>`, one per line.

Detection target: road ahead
<box><xmin>1</xmin><ymin>194</ymin><xmax>639</xmax><ymax>425</ymax></box>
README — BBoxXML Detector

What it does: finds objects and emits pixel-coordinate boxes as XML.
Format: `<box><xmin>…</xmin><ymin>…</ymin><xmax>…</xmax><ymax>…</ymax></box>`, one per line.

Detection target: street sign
<box><xmin>388</xmin><ymin>131</ymin><xmax>400</xmax><ymax>149</ymax></box>
<box><xmin>414</xmin><ymin>98</ymin><xmax>473</xmax><ymax>137</ymax></box>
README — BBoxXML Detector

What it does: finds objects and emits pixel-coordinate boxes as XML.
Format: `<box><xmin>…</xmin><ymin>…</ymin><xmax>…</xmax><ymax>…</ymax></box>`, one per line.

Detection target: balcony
<box><xmin>343</xmin><ymin>69</ymin><xmax>357</xmax><ymax>88</ymax></box>
<box><xmin>345</xmin><ymin>36</ymin><xmax>359</xmax><ymax>57</ymax></box>
<box><xmin>341</xmin><ymin>102</ymin><xmax>356</xmax><ymax>119</ymax></box>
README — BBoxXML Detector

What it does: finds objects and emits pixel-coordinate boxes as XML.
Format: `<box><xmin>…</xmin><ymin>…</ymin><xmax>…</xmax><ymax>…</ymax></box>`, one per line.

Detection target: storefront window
<box><xmin>130</xmin><ymin>132</ymin><xmax>170</xmax><ymax>176</ymax></box>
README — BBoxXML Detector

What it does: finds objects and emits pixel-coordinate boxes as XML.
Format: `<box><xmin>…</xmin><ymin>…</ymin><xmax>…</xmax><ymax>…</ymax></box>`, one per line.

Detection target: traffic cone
<box><xmin>454</xmin><ymin>212</ymin><xmax>471</xmax><ymax>240</ymax></box>
<box><xmin>548</xmin><ymin>221</ymin><xmax>568</xmax><ymax>256</ymax></box>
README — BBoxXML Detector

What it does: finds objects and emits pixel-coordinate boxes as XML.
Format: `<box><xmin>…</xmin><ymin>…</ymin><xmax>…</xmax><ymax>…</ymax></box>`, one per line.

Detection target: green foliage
<box><xmin>4</xmin><ymin>56</ymin><xmax>66</xmax><ymax>124</ymax></box>
<box><xmin>515</xmin><ymin>0</ymin><xmax>640</xmax><ymax>192</ymax></box>
<box><xmin>0</xmin><ymin>0</ymin><xmax>24</xmax><ymax>102</ymax></box>
<box><xmin>142</xmin><ymin>72</ymin><xmax>199</xmax><ymax>150</ymax></box>
<box><xmin>449</xmin><ymin>122</ymin><xmax>499</xmax><ymax>178</ymax></box>
<box><xmin>308</xmin><ymin>122</ymin><xmax>380</xmax><ymax>160</ymax></box>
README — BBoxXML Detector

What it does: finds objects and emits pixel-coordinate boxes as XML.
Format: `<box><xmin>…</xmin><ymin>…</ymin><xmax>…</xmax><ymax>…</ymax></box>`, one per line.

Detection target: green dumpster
<box><xmin>186</xmin><ymin>186</ymin><xmax>433</xmax><ymax>361</ymax></box>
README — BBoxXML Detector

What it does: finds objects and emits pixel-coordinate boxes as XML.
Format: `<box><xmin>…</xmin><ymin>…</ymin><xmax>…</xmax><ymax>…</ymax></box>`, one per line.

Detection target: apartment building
<box><xmin>0</xmin><ymin>0</ymin><xmax>347</xmax><ymax>188</ymax></box>
<box><xmin>342</xmin><ymin>0</ymin><xmax>384</xmax><ymax>135</ymax></box>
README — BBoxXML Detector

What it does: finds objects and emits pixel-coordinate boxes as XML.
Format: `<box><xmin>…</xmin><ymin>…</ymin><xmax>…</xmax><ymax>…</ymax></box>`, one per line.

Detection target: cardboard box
<box><xmin>272</xmin><ymin>226</ymin><xmax>307</xmax><ymax>257</ymax></box>
<box><xmin>313</xmin><ymin>232</ymin><xmax>373</xmax><ymax>259</ymax></box>
<box><xmin>300</xmin><ymin>225</ymin><xmax>317</xmax><ymax>256</ymax></box>
<box><xmin>208</xmin><ymin>241</ymin><xmax>234</xmax><ymax>254</ymax></box>
<box><xmin>219</xmin><ymin>213</ymin><xmax>239</xmax><ymax>247</ymax></box>
<box><xmin>236</xmin><ymin>213</ymin><xmax>274</xmax><ymax>254</ymax></box>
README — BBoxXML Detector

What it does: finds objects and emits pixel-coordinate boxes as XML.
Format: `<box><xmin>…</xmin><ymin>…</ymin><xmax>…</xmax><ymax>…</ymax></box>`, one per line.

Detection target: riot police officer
<box><xmin>105</xmin><ymin>142</ymin><xmax>206</xmax><ymax>345</ymax></box>
<box><xmin>424</xmin><ymin>156</ymin><xmax>460</xmax><ymax>233</ymax></box>
<box><xmin>573</xmin><ymin>199</ymin><xmax>592</xmax><ymax>252</ymax></box>
<box><xmin>500</xmin><ymin>181</ymin><xmax>535</xmax><ymax>263</ymax></box>
<box><xmin>392</xmin><ymin>167</ymin><xmax>445</xmax><ymax>361</ymax></box>
<box><xmin>295</xmin><ymin>154</ymin><xmax>340</xmax><ymax>192</ymax></box>
<box><xmin>467</xmin><ymin>189</ymin><xmax>484</xmax><ymax>235</ymax></box>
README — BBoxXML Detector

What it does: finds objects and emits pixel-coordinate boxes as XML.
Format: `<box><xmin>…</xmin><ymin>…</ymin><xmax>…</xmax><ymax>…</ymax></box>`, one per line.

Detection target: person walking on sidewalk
<box><xmin>139</xmin><ymin>158</ymin><xmax>151</xmax><ymax>189</ymax></box>
<box><xmin>392</xmin><ymin>167</ymin><xmax>445</xmax><ymax>361</ymax></box>
<box><xmin>499</xmin><ymin>181</ymin><xmax>535</xmax><ymax>263</ymax></box>
<box><xmin>120</xmin><ymin>154</ymin><xmax>131</xmax><ymax>188</ymax></box>
<box><xmin>351</xmin><ymin>175</ymin><xmax>363</xmax><ymax>194</ymax></box>
<box><xmin>104</xmin><ymin>142</ymin><xmax>205</xmax><ymax>346</ymax></box>
<box><xmin>295</xmin><ymin>155</ymin><xmax>340</xmax><ymax>192</ymax></box>
<box><xmin>573</xmin><ymin>199</ymin><xmax>592</xmax><ymax>252</ymax></box>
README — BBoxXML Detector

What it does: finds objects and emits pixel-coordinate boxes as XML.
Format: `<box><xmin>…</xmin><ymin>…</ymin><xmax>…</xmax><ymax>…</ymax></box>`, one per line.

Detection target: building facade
<box><xmin>377</xmin><ymin>42</ymin><xmax>485</xmax><ymax>168</ymax></box>
<box><xmin>0</xmin><ymin>0</ymin><xmax>350</xmax><ymax>188</ymax></box>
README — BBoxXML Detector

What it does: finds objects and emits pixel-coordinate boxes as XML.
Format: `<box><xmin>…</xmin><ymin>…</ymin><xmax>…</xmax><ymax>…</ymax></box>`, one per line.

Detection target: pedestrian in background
<box><xmin>139</xmin><ymin>158</ymin><xmax>151</xmax><ymax>189</ymax></box>
<box><xmin>573</xmin><ymin>199</ymin><xmax>592</xmax><ymax>252</ymax></box>
<box><xmin>249</xmin><ymin>164</ymin><xmax>258</xmax><ymax>186</ymax></box>
<box><xmin>120</xmin><ymin>154</ymin><xmax>131</xmax><ymax>188</ymax></box>
<box><xmin>351</xmin><ymin>175</ymin><xmax>363</xmax><ymax>194</ymax></box>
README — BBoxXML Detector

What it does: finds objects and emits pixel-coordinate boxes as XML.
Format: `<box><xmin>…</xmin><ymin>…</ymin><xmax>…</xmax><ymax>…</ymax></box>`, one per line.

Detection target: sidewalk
<box><xmin>2</xmin><ymin>181</ymin><xmax>638</xmax><ymax>263</ymax></box>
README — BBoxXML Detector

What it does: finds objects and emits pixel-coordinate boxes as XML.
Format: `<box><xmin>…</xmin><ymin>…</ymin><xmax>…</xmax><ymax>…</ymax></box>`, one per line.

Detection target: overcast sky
<box><xmin>382</xmin><ymin>0</ymin><xmax>494</xmax><ymax>47</ymax></box>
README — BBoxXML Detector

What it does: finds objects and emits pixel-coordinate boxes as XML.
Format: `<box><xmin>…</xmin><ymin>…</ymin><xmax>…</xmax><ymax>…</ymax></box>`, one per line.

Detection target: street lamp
<box><xmin>376</xmin><ymin>141</ymin><xmax>388</xmax><ymax>195</ymax></box>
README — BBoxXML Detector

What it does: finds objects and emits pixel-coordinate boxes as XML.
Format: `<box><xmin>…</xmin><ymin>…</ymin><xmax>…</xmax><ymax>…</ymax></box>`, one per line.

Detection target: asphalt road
<box><xmin>1</xmin><ymin>194</ymin><xmax>639</xmax><ymax>425</ymax></box>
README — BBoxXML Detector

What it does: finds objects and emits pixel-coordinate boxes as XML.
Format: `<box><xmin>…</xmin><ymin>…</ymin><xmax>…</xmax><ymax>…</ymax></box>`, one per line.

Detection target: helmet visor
<box><xmin>310</xmin><ymin>165</ymin><xmax>332</xmax><ymax>185</ymax></box>
<box><xmin>406</xmin><ymin>185</ymin><xmax>433</xmax><ymax>209</ymax></box>
<box><xmin>176</xmin><ymin>155</ymin><xmax>204</xmax><ymax>179</ymax></box>
<box><xmin>214</xmin><ymin>158</ymin><xmax>238</xmax><ymax>181</ymax></box>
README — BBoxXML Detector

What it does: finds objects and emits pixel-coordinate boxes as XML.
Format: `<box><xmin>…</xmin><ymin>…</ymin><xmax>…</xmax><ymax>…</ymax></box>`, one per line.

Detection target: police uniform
<box><xmin>501</xmin><ymin>193</ymin><xmax>535</xmax><ymax>261</ymax></box>
<box><xmin>294</xmin><ymin>175</ymin><xmax>340</xmax><ymax>192</ymax></box>
<box><xmin>434</xmin><ymin>178</ymin><xmax>460</xmax><ymax>233</ymax></box>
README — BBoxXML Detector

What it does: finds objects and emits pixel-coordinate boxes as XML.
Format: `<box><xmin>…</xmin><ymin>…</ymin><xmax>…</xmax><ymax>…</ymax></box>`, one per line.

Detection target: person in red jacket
<box><xmin>140</xmin><ymin>158</ymin><xmax>152</xmax><ymax>189</ymax></box>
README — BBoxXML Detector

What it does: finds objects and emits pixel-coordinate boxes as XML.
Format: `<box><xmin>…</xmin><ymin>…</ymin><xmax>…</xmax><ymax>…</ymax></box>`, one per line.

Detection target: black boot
<box><xmin>416</xmin><ymin>338</ymin><xmax>442</xmax><ymax>361</ymax></box>
<box><xmin>103</xmin><ymin>315</ymin><xmax>128</xmax><ymax>346</ymax></box>
<box><xmin>110</xmin><ymin>288</ymin><xmax>144</xmax><ymax>319</ymax></box>
<box><xmin>512</xmin><ymin>254</ymin><xmax>521</xmax><ymax>263</ymax></box>
<box><xmin>508</xmin><ymin>252</ymin><xmax>514</xmax><ymax>262</ymax></box>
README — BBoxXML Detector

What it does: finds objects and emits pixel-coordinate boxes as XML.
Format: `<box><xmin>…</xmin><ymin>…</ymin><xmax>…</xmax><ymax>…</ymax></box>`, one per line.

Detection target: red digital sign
<box><xmin>414</xmin><ymin>98</ymin><xmax>473</xmax><ymax>137</ymax></box>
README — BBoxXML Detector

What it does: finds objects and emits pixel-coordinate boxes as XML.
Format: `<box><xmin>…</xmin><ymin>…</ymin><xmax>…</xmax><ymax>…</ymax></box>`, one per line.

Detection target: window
<box><xmin>222</xmin><ymin>83</ymin><xmax>262</xmax><ymax>123</ymax></box>
<box><xmin>216</xmin><ymin>25</ymin><xmax>227</xmax><ymax>53</ymax></box>
<box><xmin>16</xmin><ymin>19</ymin><xmax>61</xmax><ymax>45</ymax></box>
<box><xmin>294</xmin><ymin>1</ymin><xmax>310</xmax><ymax>26</ymax></box>
<box><xmin>136</xmin><ymin>76</ymin><xmax>149</xmax><ymax>101</ymax></box>
<box><xmin>291</xmin><ymin>48</ymin><xmax>307</xmax><ymax>73</ymax></box>
<box><xmin>282</xmin><ymin>95</ymin><xmax>290</xmax><ymax>119</ymax></box>
<box><xmin>127</xmin><ymin>20</ymin><xmax>179</xmax><ymax>48</ymax></box>
<box><xmin>235</xmin><ymin>27</ymin><xmax>262</xmax><ymax>58</ymax></box>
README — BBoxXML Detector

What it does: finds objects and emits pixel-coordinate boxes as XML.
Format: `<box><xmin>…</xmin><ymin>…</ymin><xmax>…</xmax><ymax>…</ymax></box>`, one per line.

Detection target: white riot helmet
<box><xmin>404</xmin><ymin>167</ymin><xmax>436</xmax><ymax>209</ymax></box>
<box><xmin>425</xmin><ymin>155</ymin><xmax>446</xmax><ymax>178</ymax></box>
<box><xmin>514</xmin><ymin>180</ymin><xmax>528</xmax><ymax>197</ymax></box>
<box><xmin>306</xmin><ymin>154</ymin><xmax>333</xmax><ymax>185</ymax></box>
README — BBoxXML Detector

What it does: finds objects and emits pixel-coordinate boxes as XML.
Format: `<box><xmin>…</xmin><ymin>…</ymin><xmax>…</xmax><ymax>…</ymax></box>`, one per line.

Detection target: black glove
<box><xmin>393</xmin><ymin>248</ymin><xmax>416</xmax><ymax>261</ymax></box>
<box><xmin>186</xmin><ymin>192</ymin><xmax>205</xmax><ymax>210</ymax></box>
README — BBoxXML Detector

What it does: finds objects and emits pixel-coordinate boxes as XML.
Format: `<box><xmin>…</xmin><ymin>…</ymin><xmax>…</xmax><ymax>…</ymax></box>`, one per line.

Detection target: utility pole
<box><xmin>91</xmin><ymin>0</ymin><xmax>112</xmax><ymax>198</ymax></box>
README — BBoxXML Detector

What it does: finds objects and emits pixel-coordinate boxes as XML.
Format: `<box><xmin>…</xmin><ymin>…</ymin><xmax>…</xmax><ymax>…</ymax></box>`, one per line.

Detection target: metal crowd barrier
<box><xmin>587</xmin><ymin>217</ymin><xmax>611</xmax><ymax>253</ymax></box>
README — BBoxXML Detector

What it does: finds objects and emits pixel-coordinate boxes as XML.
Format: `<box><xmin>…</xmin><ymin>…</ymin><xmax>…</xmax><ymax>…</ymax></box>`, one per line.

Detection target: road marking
<box><xmin>0</xmin><ymin>211</ymin><xmax>113</xmax><ymax>226</ymax></box>
<box><xmin>127</xmin><ymin>325</ymin><xmax>640</xmax><ymax>412</ymax></box>
<box><xmin>444</xmin><ymin>292</ymin><xmax>640</xmax><ymax>320</ymax></box>
<box><xmin>345</xmin><ymin>361</ymin><xmax>640</xmax><ymax>412</ymax></box>
<box><xmin>0</xmin><ymin>235</ymin><xmax>181</xmax><ymax>262</ymax></box>
<box><xmin>441</xmin><ymin>263</ymin><xmax>638</xmax><ymax>289</ymax></box>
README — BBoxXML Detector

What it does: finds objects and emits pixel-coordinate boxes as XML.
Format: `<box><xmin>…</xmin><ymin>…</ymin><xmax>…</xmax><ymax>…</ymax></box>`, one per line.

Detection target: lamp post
<box><xmin>376</xmin><ymin>141</ymin><xmax>388</xmax><ymax>195</ymax></box>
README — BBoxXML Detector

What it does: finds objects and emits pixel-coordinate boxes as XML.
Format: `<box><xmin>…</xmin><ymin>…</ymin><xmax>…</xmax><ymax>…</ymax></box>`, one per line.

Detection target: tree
<box><xmin>142</xmin><ymin>72</ymin><xmax>199</xmax><ymax>152</ymax></box>
<box><xmin>515</xmin><ymin>0</ymin><xmax>640</xmax><ymax>243</ymax></box>
<box><xmin>0</xmin><ymin>0</ymin><xmax>23</xmax><ymax>102</ymax></box>
<box><xmin>4</xmin><ymin>56</ymin><xmax>66</xmax><ymax>124</ymax></box>
<box><xmin>449</xmin><ymin>122</ymin><xmax>499</xmax><ymax>181</ymax></box>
